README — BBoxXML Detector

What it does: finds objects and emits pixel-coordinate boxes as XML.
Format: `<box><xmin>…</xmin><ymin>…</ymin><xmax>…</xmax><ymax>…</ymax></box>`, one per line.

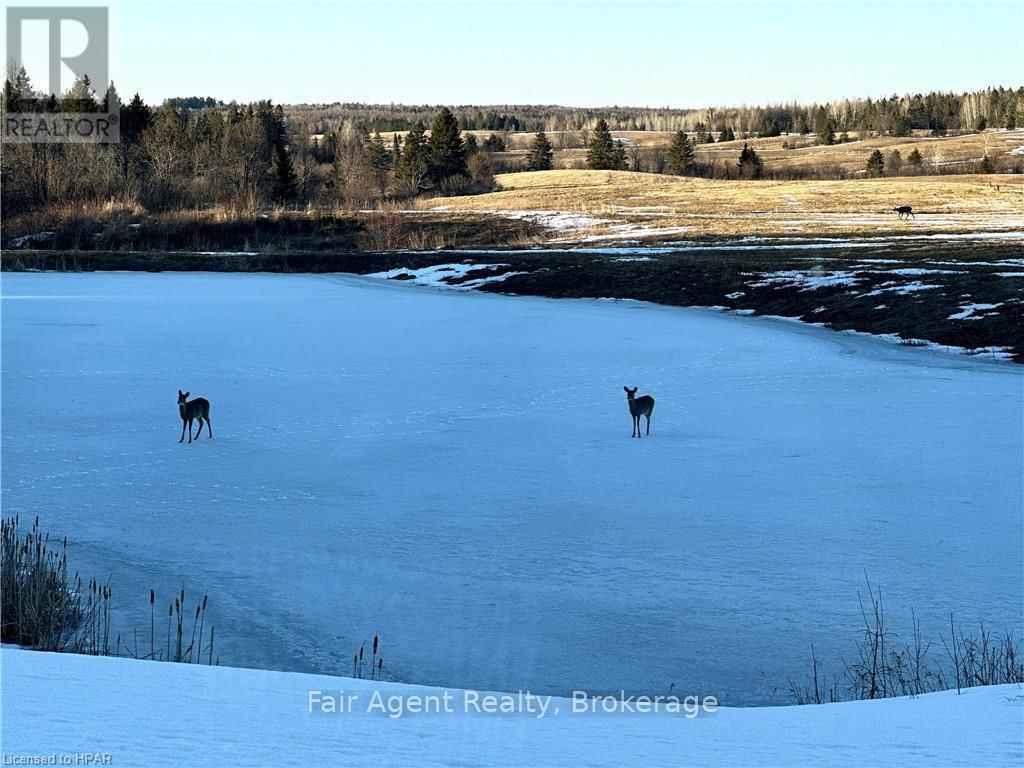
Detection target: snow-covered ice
<box><xmin>1</xmin><ymin>272</ymin><xmax>1021</xmax><ymax>707</ymax></box>
<box><xmin>2</xmin><ymin>648</ymin><xmax>1021</xmax><ymax>768</ymax></box>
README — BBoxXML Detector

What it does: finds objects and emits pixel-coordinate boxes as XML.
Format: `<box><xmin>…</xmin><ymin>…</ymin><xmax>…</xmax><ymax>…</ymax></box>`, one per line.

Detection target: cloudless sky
<box><xmin>7</xmin><ymin>1</ymin><xmax>1023</xmax><ymax>107</ymax></box>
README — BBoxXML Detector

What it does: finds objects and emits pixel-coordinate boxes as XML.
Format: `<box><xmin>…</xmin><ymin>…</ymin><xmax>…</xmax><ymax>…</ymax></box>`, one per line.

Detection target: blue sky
<box><xmin>10</xmin><ymin>1</ymin><xmax>1024</xmax><ymax>107</ymax></box>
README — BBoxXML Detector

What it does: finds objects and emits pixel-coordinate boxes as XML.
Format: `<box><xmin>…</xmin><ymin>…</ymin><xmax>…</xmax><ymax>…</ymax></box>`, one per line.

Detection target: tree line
<box><xmin>1</xmin><ymin>70</ymin><xmax>496</xmax><ymax>216</ymax></box>
<box><xmin>287</xmin><ymin>87</ymin><xmax>1021</xmax><ymax>144</ymax></box>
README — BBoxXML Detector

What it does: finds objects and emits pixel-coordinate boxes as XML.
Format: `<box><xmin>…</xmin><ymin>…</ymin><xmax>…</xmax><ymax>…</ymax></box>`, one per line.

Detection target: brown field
<box><xmin>474</xmin><ymin>128</ymin><xmax>1024</xmax><ymax>175</ymax></box>
<box><xmin>415</xmin><ymin>170</ymin><xmax>1024</xmax><ymax>240</ymax></box>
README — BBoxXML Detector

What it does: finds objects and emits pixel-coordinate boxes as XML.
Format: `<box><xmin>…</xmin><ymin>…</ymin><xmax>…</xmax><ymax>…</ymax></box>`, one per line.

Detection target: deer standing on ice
<box><xmin>893</xmin><ymin>205</ymin><xmax>915</xmax><ymax>220</ymax></box>
<box><xmin>624</xmin><ymin>386</ymin><xmax>655</xmax><ymax>438</ymax></box>
<box><xmin>178</xmin><ymin>390</ymin><xmax>212</xmax><ymax>443</ymax></box>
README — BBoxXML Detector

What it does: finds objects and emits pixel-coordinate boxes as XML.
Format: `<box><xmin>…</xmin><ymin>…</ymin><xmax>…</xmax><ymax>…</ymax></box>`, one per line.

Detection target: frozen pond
<box><xmin>2</xmin><ymin>272</ymin><xmax>1021</xmax><ymax>705</ymax></box>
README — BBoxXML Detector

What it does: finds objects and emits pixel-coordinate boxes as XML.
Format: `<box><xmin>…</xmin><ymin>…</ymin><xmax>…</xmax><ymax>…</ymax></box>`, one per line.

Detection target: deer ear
<box><xmin>184</xmin><ymin>392</ymin><xmax>189</xmax><ymax>398</ymax></box>
<box><xmin>623</xmin><ymin>386</ymin><xmax>629</xmax><ymax>392</ymax></box>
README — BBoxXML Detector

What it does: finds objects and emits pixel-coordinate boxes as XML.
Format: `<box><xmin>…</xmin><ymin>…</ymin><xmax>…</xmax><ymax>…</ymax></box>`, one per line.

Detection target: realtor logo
<box><xmin>6</xmin><ymin>6</ymin><xmax>109</xmax><ymax>98</ymax></box>
<box><xmin>4</xmin><ymin>6</ymin><xmax>118</xmax><ymax>143</ymax></box>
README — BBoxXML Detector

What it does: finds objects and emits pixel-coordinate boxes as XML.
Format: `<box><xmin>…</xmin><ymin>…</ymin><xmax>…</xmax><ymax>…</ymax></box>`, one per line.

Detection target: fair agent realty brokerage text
<box><xmin>308</xmin><ymin>689</ymin><xmax>719</xmax><ymax>719</ymax></box>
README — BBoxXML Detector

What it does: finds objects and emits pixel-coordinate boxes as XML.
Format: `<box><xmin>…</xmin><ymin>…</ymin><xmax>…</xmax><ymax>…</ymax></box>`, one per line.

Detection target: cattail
<box><xmin>150</xmin><ymin>589</ymin><xmax>155</xmax><ymax>605</ymax></box>
<box><xmin>373</xmin><ymin>635</ymin><xmax>379</xmax><ymax>656</ymax></box>
<box><xmin>353</xmin><ymin>654</ymin><xmax>358</xmax><ymax>678</ymax></box>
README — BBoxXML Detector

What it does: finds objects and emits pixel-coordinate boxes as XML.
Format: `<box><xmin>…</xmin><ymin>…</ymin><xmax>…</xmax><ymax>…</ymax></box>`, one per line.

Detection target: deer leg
<box><xmin>205</xmin><ymin>415</ymin><xmax>213</xmax><ymax>438</ymax></box>
<box><xmin>188</xmin><ymin>419</ymin><xmax>194</xmax><ymax>443</ymax></box>
<box><xmin>194</xmin><ymin>418</ymin><xmax>203</xmax><ymax>441</ymax></box>
<box><xmin>180</xmin><ymin>420</ymin><xmax>186</xmax><ymax>443</ymax></box>
<box><xmin>645</xmin><ymin>414</ymin><xmax>651</xmax><ymax>435</ymax></box>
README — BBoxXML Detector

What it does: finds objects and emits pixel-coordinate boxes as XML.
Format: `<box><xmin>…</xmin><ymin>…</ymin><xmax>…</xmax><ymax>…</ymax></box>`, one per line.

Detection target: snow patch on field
<box><xmin>747</xmin><ymin>270</ymin><xmax>861</xmax><ymax>291</ymax></box>
<box><xmin>862</xmin><ymin>281</ymin><xmax>942</xmax><ymax>297</ymax></box>
<box><xmin>3</xmin><ymin>649</ymin><xmax>1022</xmax><ymax>768</ymax></box>
<box><xmin>874</xmin><ymin>268</ymin><xmax>966</xmax><ymax>276</ymax></box>
<box><xmin>367</xmin><ymin>263</ymin><xmax>517</xmax><ymax>289</ymax></box>
<box><xmin>949</xmin><ymin>303</ymin><xmax>1003</xmax><ymax>321</ymax></box>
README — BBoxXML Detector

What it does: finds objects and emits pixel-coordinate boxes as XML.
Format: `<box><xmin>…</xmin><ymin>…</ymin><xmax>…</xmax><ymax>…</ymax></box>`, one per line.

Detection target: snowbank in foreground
<box><xmin>2</xmin><ymin>649</ymin><xmax>1021</xmax><ymax>767</ymax></box>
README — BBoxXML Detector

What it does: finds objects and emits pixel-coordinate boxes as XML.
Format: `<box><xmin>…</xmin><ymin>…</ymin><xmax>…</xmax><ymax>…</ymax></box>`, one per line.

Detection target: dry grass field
<box><xmin>417</xmin><ymin>169</ymin><xmax>1023</xmax><ymax>240</ymax></box>
<box><xmin>471</xmin><ymin>128</ymin><xmax>1024</xmax><ymax>176</ymax></box>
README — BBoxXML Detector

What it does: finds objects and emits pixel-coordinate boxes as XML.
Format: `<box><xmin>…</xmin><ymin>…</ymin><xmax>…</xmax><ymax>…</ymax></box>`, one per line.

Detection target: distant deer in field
<box><xmin>624</xmin><ymin>386</ymin><xmax>655</xmax><ymax>438</ymax></box>
<box><xmin>177</xmin><ymin>390</ymin><xmax>212</xmax><ymax>443</ymax></box>
<box><xmin>893</xmin><ymin>205</ymin><xmax>915</xmax><ymax>220</ymax></box>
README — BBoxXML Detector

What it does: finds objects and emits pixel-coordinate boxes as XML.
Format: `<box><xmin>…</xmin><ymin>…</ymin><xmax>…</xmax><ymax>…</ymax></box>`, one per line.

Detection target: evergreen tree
<box><xmin>890</xmin><ymin>113</ymin><xmax>911</xmax><ymax>137</ymax></box>
<box><xmin>613</xmin><ymin>139</ymin><xmax>627</xmax><ymax>169</ymax></box>
<box><xmin>815</xmin><ymin>107</ymin><xmax>835</xmax><ymax>145</ymax></box>
<box><xmin>427</xmin><ymin>107</ymin><xmax>467</xmax><ymax>183</ymax></box>
<box><xmin>587</xmin><ymin>119</ymin><xmax>624</xmax><ymax>170</ymax></box>
<box><xmin>271</xmin><ymin>144</ymin><xmax>298</xmax><ymax>204</ymax></box>
<box><xmin>907</xmin><ymin>148</ymin><xmax>924</xmax><ymax>168</ymax></box>
<box><xmin>392</xmin><ymin>134</ymin><xmax>401</xmax><ymax>167</ymax></box>
<box><xmin>865</xmin><ymin>149</ymin><xmax>885</xmax><ymax>177</ymax></box>
<box><xmin>464</xmin><ymin>133</ymin><xmax>479</xmax><ymax>155</ymax></box>
<box><xmin>482</xmin><ymin>133</ymin><xmax>505</xmax><ymax>152</ymax></box>
<box><xmin>3</xmin><ymin>66</ymin><xmax>33</xmax><ymax>112</ymax></box>
<box><xmin>737</xmin><ymin>143</ymin><xmax>763</xmax><ymax>179</ymax></box>
<box><xmin>666</xmin><ymin>130</ymin><xmax>695</xmax><ymax>175</ymax></box>
<box><xmin>367</xmin><ymin>131</ymin><xmax>390</xmax><ymax>170</ymax></box>
<box><xmin>719</xmin><ymin>125</ymin><xmax>736</xmax><ymax>142</ymax></box>
<box><xmin>395</xmin><ymin>121</ymin><xmax>430</xmax><ymax>190</ymax></box>
<box><xmin>526</xmin><ymin>131</ymin><xmax>554</xmax><ymax>171</ymax></box>
<box><xmin>121</xmin><ymin>93</ymin><xmax>152</xmax><ymax>146</ymax></box>
<box><xmin>978</xmin><ymin>154</ymin><xmax>993</xmax><ymax>173</ymax></box>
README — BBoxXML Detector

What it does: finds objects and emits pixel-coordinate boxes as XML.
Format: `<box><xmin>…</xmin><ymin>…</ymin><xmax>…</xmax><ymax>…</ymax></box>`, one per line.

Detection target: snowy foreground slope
<box><xmin>2</xmin><ymin>648</ymin><xmax>1021</xmax><ymax>767</ymax></box>
<box><xmin>1</xmin><ymin>272</ymin><xmax>1021</xmax><ymax>706</ymax></box>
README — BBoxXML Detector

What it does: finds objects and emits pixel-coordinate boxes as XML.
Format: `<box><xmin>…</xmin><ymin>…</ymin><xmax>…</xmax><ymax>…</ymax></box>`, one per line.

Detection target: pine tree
<box><xmin>482</xmin><ymin>133</ymin><xmax>505</xmax><ymax>152</ymax></box>
<box><xmin>121</xmin><ymin>93</ymin><xmax>152</xmax><ymax>146</ymax></box>
<box><xmin>737</xmin><ymin>143</ymin><xmax>763</xmax><ymax>179</ymax></box>
<box><xmin>271</xmin><ymin>144</ymin><xmax>298</xmax><ymax>204</ymax></box>
<box><xmin>395</xmin><ymin>121</ymin><xmax>430</xmax><ymax>190</ymax></box>
<box><xmin>907</xmin><ymin>148</ymin><xmax>924</xmax><ymax>168</ymax></box>
<box><xmin>587</xmin><ymin>119</ymin><xmax>624</xmax><ymax>170</ymax></box>
<box><xmin>865</xmin><ymin>149</ymin><xmax>885</xmax><ymax>177</ymax></box>
<box><xmin>526</xmin><ymin>131</ymin><xmax>554</xmax><ymax>171</ymax></box>
<box><xmin>427</xmin><ymin>107</ymin><xmax>467</xmax><ymax>184</ymax></box>
<box><xmin>613</xmin><ymin>140</ymin><xmax>627</xmax><ymax>169</ymax></box>
<box><xmin>2</xmin><ymin>66</ymin><xmax>33</xmax><ymax>112</ymax></box>
<box><xmin>815</xmin><ymin>107</ymin><xmax>835</xmax><ymax>145</ymax></box>
<box><xmin>367</xmin><ymin>131</ymin><xmax>390</xmax><ymax>170</ymax></box>
<box><xmin>890</xmin><ymin>113</ymin><xmax>910</xmax><ymax>137</ymax></box>
<box><xmin>392</xmin><ymin>134</ymin><xmax>401</xmax><ymax>168</ymax></box>
<box><xmin>978</xmin><ymin>154</ymin><xmax>993</xmax><ymax>173</ymax></box>
<box><xmin>666</xmin><ymin>130</ymin><xmax>695</xmax><ymax>175</ymax></box>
